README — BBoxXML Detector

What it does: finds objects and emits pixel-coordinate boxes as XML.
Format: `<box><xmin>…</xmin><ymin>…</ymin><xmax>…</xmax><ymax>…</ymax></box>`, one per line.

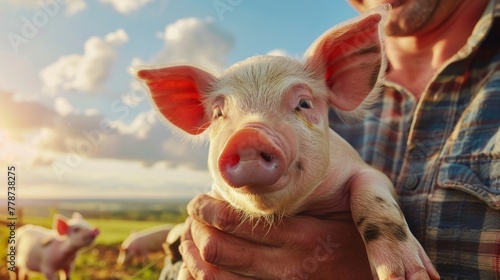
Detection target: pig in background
<box><xmin>116</xmin><ymin>224</ymin><xmax>172</xmax><ymax>266</ymax></box>
<box><xmin>136</xmin><ymin>4</ymin><xmax>440</xmax><ymax>280</ymax></box>
<box><xmin>9</xmin><ymin>212</ymin><xmax>99</xmax><ymax>280</ymax></box>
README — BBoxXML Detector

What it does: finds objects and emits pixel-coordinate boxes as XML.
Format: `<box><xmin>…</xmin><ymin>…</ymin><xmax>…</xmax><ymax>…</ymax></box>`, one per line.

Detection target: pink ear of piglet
<box><xmin>305</xmin><ymin>4</ymin><xmax>390</xmax><ymax>117</ymax></box>
<box><xmin>135</xmin><ymin>65</ymin><xmax>217</xmax><ymax>135</ymax></box>
<box><xmin>53</xmin><ymin>214</ymin><xmax>69</xmax><ymax>236</ymax></box>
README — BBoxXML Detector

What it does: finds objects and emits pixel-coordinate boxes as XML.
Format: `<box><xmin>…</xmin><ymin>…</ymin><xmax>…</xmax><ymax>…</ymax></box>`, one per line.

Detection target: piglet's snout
<box><xmin>218</xmin><ymin>127</ymin><xmax>286</xmax><ymax>189</ymax></box>
<box><xmin>90</xmin><ymin>228</ymin><xmax>100</xmax><ymax>240</ymax></box>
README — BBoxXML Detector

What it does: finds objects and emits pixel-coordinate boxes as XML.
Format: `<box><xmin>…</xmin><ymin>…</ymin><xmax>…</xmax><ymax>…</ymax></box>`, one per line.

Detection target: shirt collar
<box><xmin>454</xmin><ymin>0</ymin><xmax>498</xmax><ymax>60</ymax></box>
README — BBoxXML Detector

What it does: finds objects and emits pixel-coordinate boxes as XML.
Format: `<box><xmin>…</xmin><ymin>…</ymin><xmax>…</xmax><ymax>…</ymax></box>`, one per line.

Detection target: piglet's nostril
<box><xmin>226</xmin><ymin>155</ymin><xmax>240</xmax><ymax>167</ymax></box>
<box><xmin>260</xmin><ymin>152</ymin><xmax>273</xmax><ymax>163</ymax></box>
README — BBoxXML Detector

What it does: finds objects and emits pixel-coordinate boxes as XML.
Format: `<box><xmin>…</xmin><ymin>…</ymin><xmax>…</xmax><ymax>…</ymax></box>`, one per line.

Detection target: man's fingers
<box><xmin>187</xmin><ymin>194</ymin><xmax>339</xmax><ymax>247</ymax></box>
<box><xmin>185</xmin><ymin>194</ymin><xmax>373</xmax><ymax>279</ymax></box>
<box><xmin>183</xmin><ymin>212</ymin><xmax>284</xmax><ymax>279</ymax></box>
<box><xmin>179</xmin><ymin>240</ymin><xmax>219</xmax><ymax>279</ymax></box>
<box><xmin>180</xmin><ymin>240</ymin><xmax>255</xmax><ymax>280</ymax></box>
<box><xmin>190</xmin><ymin>219</ymin><xmax>261</xmax><ymax>270</ymax></box>
<box><xmin>187</xmin><ymin>214</ymin><xmax>346</xmax><ymax>279</ymax></box>
<box><xmin>177</xmin><ymin>262</ymin><xmax>195</xmax><ymax>280</ymax></box>
<box><xmin>187</xmin><ymin>194</ymin><xmax>240</xmax><ymax>233</ymax></box>
<box><xmin>182</xmin><ymin>216</ymin><xmax>194</xmax><ymax>242</ymax></box>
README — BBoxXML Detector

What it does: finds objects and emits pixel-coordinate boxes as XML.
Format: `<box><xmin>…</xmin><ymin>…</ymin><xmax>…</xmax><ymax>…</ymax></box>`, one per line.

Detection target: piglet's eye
<box><xmin>213</xmin><ymin>107</ymin><xmax>224</xmax><ymax>119</ymax></box>
<box><xmin>296</xmin><ymin>99</ymin><xmax>313</xmax><ymax>110</ymax></box>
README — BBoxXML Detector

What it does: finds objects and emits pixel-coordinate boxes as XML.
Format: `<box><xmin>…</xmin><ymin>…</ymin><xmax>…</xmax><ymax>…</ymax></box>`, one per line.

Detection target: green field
<box><xmin>0</xmin><ymin>199</ymin><xmax>188</xmax><ymax>279</ymax></box>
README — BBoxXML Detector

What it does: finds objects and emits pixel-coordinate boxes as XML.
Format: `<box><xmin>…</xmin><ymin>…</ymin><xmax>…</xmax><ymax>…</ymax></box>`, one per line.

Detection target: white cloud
<box><xmin>267</xmin><ymin>49</ymin><xmax>290</xmax><ymax>57</ymax></box>
<box><xmin>1</xmin><ymin>91</ymin><xmax>208</xmax><ymax>169</ymax></box>
<box><xmin>7</xmin><ymin>0</ymin><xmax>151</xmax><ymax>16</ymax></box>
<box><xmin>66</xmin><ymin>0</ymin><xmax>87</xmax><ymax>16</ymax></box>
<box><xmin>111</xmin><ymin>110</ymin><xmax>157</xmax><ymax>139</ymax></box>
<box><xmin>100</xmin><ymin>0</ymin><xmax>152</xmax><ymax>14</ymax></box>
<box><xmin>106</xmin><ymin>110</ymin><xmax>209</xmax><ymax>169</ymax></box>
<box><xmin>0</xmin><ymin>92</ymin><xmax>56</xmax><ymax>134</ymax></box>
<box><xmin>40</xmin><ymin>29</ymin><xmax>128</xmax><ymax>95</ymax></box>
<box><xmin>54</xmin><ymin>97</ymin><xmax>74</xmax><ymax>116</ymax></box>
<box><xmin>121</xmin><ymin>83</ymin><xmax>145</xmax><ymax>107</ymax></box>
<box><xmin>155</xmin><ymin>18</ymin><xmax>234</xmax><ymax>74</ymax></box>
<box><xmin>122</xmin><ymin>57</ymin><xmax>148</xmax><ymax>107</ymax></box>
<box><xmin>104</xmin><ymin>28</ymin><xmax>129</xmax><ymax>45</ymax></box>
<box><xmin>84</xmin><ymin>108</ymin><xmax>99</xmax><ymax>116</ymax></box>
<box><xmin>0</xmin><ymin>51</ymin><xmax>43</xmax><ymax>101</ymax></box>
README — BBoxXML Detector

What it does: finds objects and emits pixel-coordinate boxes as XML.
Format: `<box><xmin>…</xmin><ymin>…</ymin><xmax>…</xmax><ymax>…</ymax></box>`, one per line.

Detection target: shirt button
<box><xmin>404</xmin><ymin>174</ymin><xmax>420</xmax><ymax>190</ymax></box>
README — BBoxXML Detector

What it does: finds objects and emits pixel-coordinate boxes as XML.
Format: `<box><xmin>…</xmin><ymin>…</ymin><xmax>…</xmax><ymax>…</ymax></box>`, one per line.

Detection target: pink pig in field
<box><xmin>135</xmin><ymin>5</ymin><xmax>439</xmax><ymax>280</ymax></box>
<box><xmin>116</xmin><ymin>224</ymin><xmax>172</xmax><ymax>266</ymax></box>
<box><xmin>10</xmin><ymin>212</ymin><xmax>99</xmax><ymax>280</ymax></box>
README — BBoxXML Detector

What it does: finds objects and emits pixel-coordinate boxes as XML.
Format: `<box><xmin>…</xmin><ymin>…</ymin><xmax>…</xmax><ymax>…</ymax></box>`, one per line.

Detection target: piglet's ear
<box><xmin>71</xmin><ymin>212</ymin><xmax>83</xmax><ymax>220</ymax></box>
<box><xmin>305</xmin><ymin>4</ymin><xmax>389</xmax><ymax>121</ymax></box>
<box><xmin>135</xmin><ymin>66</ymin><xmax>216</xmax><ymax>135</ymax></box>
<box><xmin>53</xmin><ymin>214</ymin><xmax>69</xmax><ymax>236</ymax></box>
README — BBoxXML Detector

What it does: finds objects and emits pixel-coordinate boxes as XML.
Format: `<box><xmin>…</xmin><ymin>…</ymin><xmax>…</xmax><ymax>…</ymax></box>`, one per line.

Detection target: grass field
<box><xmin>0</xmin><ymin>200</ymin><xmax>187</xmax><ymax>280</ymax></box>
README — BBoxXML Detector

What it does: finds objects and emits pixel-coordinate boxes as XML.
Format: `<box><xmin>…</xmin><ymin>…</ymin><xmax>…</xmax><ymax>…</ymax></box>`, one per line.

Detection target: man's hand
<box><xmin>178</xmin><ymin>194</ymin><xmax>373</xmax><ymax>279</ymax></box>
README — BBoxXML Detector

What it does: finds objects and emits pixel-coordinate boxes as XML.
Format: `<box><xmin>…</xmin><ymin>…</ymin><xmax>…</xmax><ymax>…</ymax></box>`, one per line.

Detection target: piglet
<box><xmin>10</xmin><ymin>212</ymin><xmax>99</xmax><ymax>280</ymax></box>
<box><xmin>117</xmin><ymin>224</ymin><xmax>172</xmax><ymax>266</ymax></box>
<box><xmin>136</xmin><ymin>5</ymin><xmax>439</xmax><ymax>280</ymax></box>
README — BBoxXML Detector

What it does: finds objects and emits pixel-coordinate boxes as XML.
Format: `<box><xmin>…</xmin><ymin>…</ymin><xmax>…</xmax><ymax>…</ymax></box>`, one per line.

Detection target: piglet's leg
<box><xmin>348</xmin><ymin>169</ymin><xmax>440</xmax><ymax>280</ymax></box>
<box><xmin>42</xmin><ymin>269</ymin><xmax>58</xmax><ymax>280</ymax></box>
<box><xmin>60</xmin><ymin>267</ymin><xmax>71</xmax><ymax>280</ymax></box>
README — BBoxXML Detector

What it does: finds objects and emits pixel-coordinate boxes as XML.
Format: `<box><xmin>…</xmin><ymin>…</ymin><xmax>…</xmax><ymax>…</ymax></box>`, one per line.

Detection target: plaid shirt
<box><xmin>330</xmin><ymin>1</ymin><xmax>500</xmax><ymax>279</ymax></box>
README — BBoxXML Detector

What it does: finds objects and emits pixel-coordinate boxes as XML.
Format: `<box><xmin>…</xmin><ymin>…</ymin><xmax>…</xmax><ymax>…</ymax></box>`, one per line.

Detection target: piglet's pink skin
<box><xmin>137</xmin><ymin>5</ymin><xmax>440</xmax><ymax>280</ymax></box>
<box><xmin>10</xmin><ymin>212</ymin><xmax>99</xmax><ymax>280</ymax></box>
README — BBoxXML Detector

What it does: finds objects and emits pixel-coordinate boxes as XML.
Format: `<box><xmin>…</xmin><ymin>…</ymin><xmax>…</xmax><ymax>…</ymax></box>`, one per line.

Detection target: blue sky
<box><xmin>0</xmin><ymin>0</ymin><xmax>358</xmax><ymax>200</ymax></box>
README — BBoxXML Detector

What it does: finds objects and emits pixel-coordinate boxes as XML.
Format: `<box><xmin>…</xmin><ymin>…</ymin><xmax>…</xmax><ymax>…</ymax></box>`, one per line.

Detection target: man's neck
<box><xmin>385</xmin><ymin>0</ymin><xmax>489</xmax><ymax>99</ymax></box>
